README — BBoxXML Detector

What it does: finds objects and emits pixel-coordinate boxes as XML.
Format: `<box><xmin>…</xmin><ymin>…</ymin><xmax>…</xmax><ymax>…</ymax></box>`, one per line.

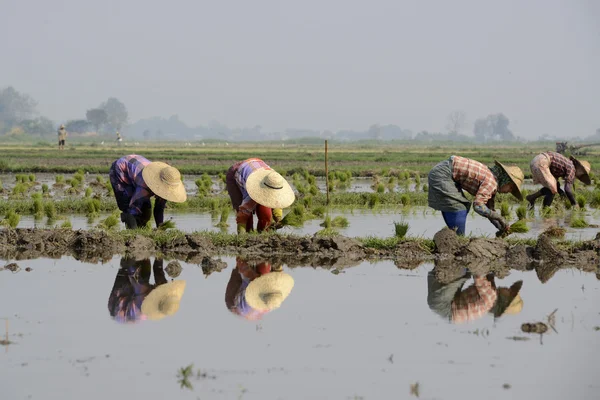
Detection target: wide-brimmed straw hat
<box><xmin>491</xmin><ymin>280</ymin><xmax>523</xmax><ymax>318</ymax></box>
<box><xmin>570</xmin><ymin>156</ymin><xmax>591</xmax><ymax>185</ymax></box>
<box><xmin>245</xmin><ymin>272</ymin><xmax>294</xmax><ymax>311</ymax></box>
<box><xmin>494</xmin><ymin>161</ymin><xmax>524</xmax><ymax>201</ymax></box>
<box><xmin>245</xmin><ymin>168</ymin><xmax>295</xmax><ymax>209</ymax></box>
<box><xmin>142</xmin><ymin>162</ymin><xmax>187</xmax><ymax>203</ymax></box>
<box><xmin>141</xmin><ymin>280</ymin><xmax>186</xmax><ymax>320</ymax></box>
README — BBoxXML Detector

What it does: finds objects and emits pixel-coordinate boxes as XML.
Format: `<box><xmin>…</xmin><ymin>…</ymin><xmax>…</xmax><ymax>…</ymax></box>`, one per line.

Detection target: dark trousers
<box><xmin>226</xmin><ymin>165</ymin><xmax>273</xmax><ymax>232</ymax></box>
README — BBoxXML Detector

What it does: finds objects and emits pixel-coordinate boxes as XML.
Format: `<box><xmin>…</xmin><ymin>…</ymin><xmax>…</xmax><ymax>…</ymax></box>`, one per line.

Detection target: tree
<box><xmin>367</xmin><ymin>124</ymin><xmax>382</xmax><ymax>140</ymax></box>
<box><xmin>0</xmin><ymin>86</ymin><xmax>38</xmax><ymax>132</ymax></box>
<box><xmin>100</xmin><ymin>97</ymin><xmax>128</xmax><ymax>131</ymax></box>
<box><xmin>65</xmin><ymin>119</ymin><xmax>91</xmax><ymax>134</ymax></box>
<box><xmin>473</xmin><ymin>113</ymin><xmax>514</xmax><ymax>142</ymax></box>
<box><xmin>19</xmin><ymin>117</ymin><xmax>54</xmax><ymax>135</ymax></box>
<box><xmin>86</xmin><ymin>108</ymin><xmax>108</xmax><ymax>133</ymax></box>
<box><xmin>446</xmin><ymin>111</ymin><xmax>466</xmax><ymax>135</ymax></box>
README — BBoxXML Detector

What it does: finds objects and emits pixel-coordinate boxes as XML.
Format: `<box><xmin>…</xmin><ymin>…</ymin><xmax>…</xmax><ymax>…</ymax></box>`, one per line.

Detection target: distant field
<box><xmin>1</xmin><ymin>141</ymin><xmax>598</xmax><ymax>177</ymax></box>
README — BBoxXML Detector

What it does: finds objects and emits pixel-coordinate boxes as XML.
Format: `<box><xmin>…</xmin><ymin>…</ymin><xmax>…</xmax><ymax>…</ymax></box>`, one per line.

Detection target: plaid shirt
<box><xmin>451</xmin><ymin>156</ymin><xmax>498</xmax><ymax>206</ymax></box>
<box><xmin>112</xmin><ymin>155</ymin><xmax>166</xmax><ymax>216</ymax></box>
<box><xmin>546</xmin><ymin>151</ymin><xmax>576</xmax><ymax>184</ymax></box>
<box><xmin>233</xmin><ymin>158</ymin><xmax>272</xmax><ymax>216</ymax></box>
<box><xmin>451</xmin><ymin>276</ymin><xmax>497</xmax><ymax>324</ymax></box>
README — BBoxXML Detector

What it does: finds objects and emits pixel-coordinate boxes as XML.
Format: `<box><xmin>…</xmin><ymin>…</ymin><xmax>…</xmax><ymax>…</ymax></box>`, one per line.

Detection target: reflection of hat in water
<box><xmin>142</xmin><ymin>162</ymin><xmax>187</xmax><ymax>203</ymax></box>
<box><xmin>141</xmin><ymin>281</ymin><xmax>186</xmax><ymax>320</ymax></box>
<box><xmin>245</xmin><ymin>168</ymin><xmax>295</xmax><ymax>209</ymax></box>
<box><xmin>570</xmin><ymin>156</ymin><xmax>591</xmax><ymax>185</ymax></box>
<box><xmin>491</xmin><ymin>280</ymin><xmax>523</xmax><ymax>318</ymax></box>
<box><xmin>245</xmin><ymin>272</ymin><xmax>294</xmax><ymax>311</ymax></box>
<box><xmin>494</xmin><ymin>161</ymin><xmax>524</xmax><ymax>201</ymax></box>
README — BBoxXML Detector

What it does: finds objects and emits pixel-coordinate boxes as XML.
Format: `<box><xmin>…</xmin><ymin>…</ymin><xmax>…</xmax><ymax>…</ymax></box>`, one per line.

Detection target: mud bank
<box><xmin>0</xmin><ymin>228</ymin><xmax>598</xmax><ymax>274</ymax></box>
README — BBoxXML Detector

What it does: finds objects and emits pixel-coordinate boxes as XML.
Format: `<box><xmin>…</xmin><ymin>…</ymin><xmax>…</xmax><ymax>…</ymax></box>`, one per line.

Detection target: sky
<box><xmin>1</xmin><ymin>0</ymin><xmax>599</xmax><ymax>138</ymax></box>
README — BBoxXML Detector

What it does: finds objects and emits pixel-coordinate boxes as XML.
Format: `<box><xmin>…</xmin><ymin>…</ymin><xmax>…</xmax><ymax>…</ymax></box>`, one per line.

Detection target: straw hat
<box><xmin>570</xmin><ymin>156</ymin><xmax>591</xmax><ymax>185</ymax></box>
<box><xmin>494</xmin><ymin>161</ymin><xmax>524</xmax><ymax>201</ymax></box>
<box><xmin>245</xmin><ymin>272</ymin><xmax>294</xmax><ymax>311</ymax></box>
<box><xmin>60</xmin><ymin>124</ymin><xmax>65</xmax><ymax>129</ymax></box>
<box><xmin>142</xmin><ymin>162</ymin><xmax>187</xmax><ymax>203</ymax></box>
<box><xmin>245</xmin><ymin>168</ymin><xmax>295</xmax><ymax>209</ymax></box>
<box><xmin>141</xmin><ymin>280</ymin><xmax>186</xmax><ymax>321</ymax></box>
<box><xmin>491</xmin><ymin>280</ymin><xmax>523</xmax><ymax>318</ymax></box>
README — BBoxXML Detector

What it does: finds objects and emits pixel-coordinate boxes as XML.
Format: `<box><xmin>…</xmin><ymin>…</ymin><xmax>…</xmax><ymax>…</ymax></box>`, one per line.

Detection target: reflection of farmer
<box><xmin>57</xmin><ymin>124</ymin><xmax>67</xmax><ymax>150</ymax></box>
<box><xmin>526</xmin><ymin>151</ymin><xmax>591</xmax><ymax>209</ymax></box>
<box><xmin>109</xmin><ymin>155</ymin><xmax>187</xmax><ymax>229</ymax></box>
<box><xmin>428</xmin><ymin>156</ymin><xmax>524</xmax><ymax>236</ymax></box>
<box><xmin>226</xmin><ymin>158</ymin><xmax>295</xmax><ymax>233</ymax></box>
<box><xmin>427</xmin><ymin>270</ymin><xmax>523</xmax><ymax>324</ymax></box>
<box><xmin>225</xmin><ymin>258</ymin><xmax>294</xmax><ymax>320</ymax></box>
<box><xmin>107</xmin><ymin>257</ymin><xmax>186</xmax><ymax>323</ymax></box>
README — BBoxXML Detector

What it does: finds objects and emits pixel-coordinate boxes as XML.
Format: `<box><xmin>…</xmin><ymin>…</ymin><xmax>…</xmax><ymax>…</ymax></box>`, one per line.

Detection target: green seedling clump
<box><xmin>12</xmin><ymin>183</ymin><xmax>28</xmax><ymax>196</ymax></box>
<box><xmin>60</xmin><ymin>219</ymin><xmax>72</xmax><ymax>229</ymax></box>
<box><xmin>500</xmin><ymin>202</ymin><xmax>510</xmax><ymax>218</ymax></box>
<box><xmin>1</xmin><ymin>210</ymin><xmax>20</xmax><ymax>228</ymax></box>
<box><xmin>516</xmin><ymin>205</ymin><xmax>527</xmax><ymax>220</ymax></box>
<box><xmin>422</xmin><ymin>184</ymin><xmax>428</xmax><ymax>193</ymax></box>
<box><xmin>85</xmin><ymin>187</ymin><xmax>93</xmax><ymax>198</ymax></box>
<box><xmin>28</xmin><ymin>174</ymin><xmax>35</xmax><ymax>182</ymax></box>
<box><xmin>33</xmin><ymin>198</ymin><xmax>44</xmax><ymax>216</ymax></box>
<box><xmin>44</xmin><ymin>202</ymin><xmax>57</xmax><ymax>219</ymax></box>
<box><xmin>576</xmin><ymin>195</ymin><xmax>586</xmax><ymax>209</ymax></box>
<box><xmin>55</xmin><ymin>175</ymin><xmax>64</xmax><ymax>184</ymax></box>
<box><xmin>42</xmin><ymin>184</ymin><xmax>49</xmax><ymax>194</ymax></box>
<box><xmin>215</xmin><ymin>207</ymin><xmax>230</xmax><ymax>228</ymax></box>
<box><xmin>400</xmin><ymin>194</ymin><xmax>410</xmax><ymax>207</ymax></box>
<box><xmin>590</xmin><ymin>191</ymin><xmax>600</xmax><ymax>208</ymax></box>
<box><xmin>319</xmin><ymin>215</ymin><xmax>349</xmax><ymax>228</ymax></box>
<box><xmin>509</xmin><ymin>219</ymin><xmax>529</xmax><ymax>233</ymax></box>
<box><xmin>570</xmin><ymin>215</ymin><xmax>588</xmax><ymax>228</ymax></box>
<box><xmin>394</xmin><ymin>221</ymin><xmax>409</xmax><ymax>238</ymax></box>
<box><xmin>98</xmin><ymin>214</ymin><xmax>120</xmax><ymax>230</ymax></box>
<box><xmin>158</xmin><ymin>219</ymin><xmax>177</xmax><ymax>230</ymax></box>
<box><xmin>376</xmin><ymin>183</ymin><xmax>385</xmax><ymax>194</ymax></box>
<box><xmin>368</xmin><ymin>193</ymin><xmax>380</xmax><ymax>208</ymax></box>
<box><xmin>543</xmin><ymin>226</ymin><xmax>566</xmax><ymax>238</ymax></box>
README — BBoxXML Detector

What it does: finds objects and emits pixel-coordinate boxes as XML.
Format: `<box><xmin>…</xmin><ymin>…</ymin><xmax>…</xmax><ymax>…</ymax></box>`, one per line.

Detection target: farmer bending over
<box><xmin>109</xmin><ymin>154</ymin><xmax>186</xmax><ymax>229</ymax></box>
<box><xmin>526</xmin><ymin>151</ymin><xmax>591</xmax><ymax>209</ymax></box>
<box><xmin>428</xmin><ymin>156</ymin><xmax>523</xmax><ymax>236</ymax></box>
<box><xmin>226</xmin><ymin>158</ymin><xmax>295</xmax><ymax>233</ymax></box>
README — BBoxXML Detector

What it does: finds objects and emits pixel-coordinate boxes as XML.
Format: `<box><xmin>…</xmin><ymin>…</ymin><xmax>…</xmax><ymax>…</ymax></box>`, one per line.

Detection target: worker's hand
<box><xmin>272</xmin><ymin>208</ymin><xmax>283</xmax><ymax>223</ymax></box>
<box><xmin>496</xmin><ymin>225</ymin><xmax>511</xmax><ymax>238</ymax></box>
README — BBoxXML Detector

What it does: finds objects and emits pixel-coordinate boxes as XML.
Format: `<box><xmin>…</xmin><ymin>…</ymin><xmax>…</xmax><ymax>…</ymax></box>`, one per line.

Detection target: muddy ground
<box><xmin>0</xmin><ymin>228</ymin><xmax>598</xmax><ymax>277</ymax></box>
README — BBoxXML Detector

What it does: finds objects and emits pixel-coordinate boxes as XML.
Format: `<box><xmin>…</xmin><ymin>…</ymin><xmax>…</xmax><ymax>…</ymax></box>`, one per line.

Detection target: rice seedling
<box><xmin>309</xmin><ymin>185</ymin><xmax>319</xmax><ymax>196</ymax></box>
<box><xmin>543</xmin><ymin>226</ymin><xmax>566</xmax><ymax>238</ymax></box>
<box><xmin>500</xmin><ymin>202</ymin><xmax>511</xmax><ymax>218</ymax></box>
<box><xmin>307</xmin><ymin>175</ymin><xmax>316</xmax><ymax>185</ymax></box>
<box><xmin>422</xmin><ymin>183</ymin><xmax>428</xmax><ymax>193</ymax></box>
<box><xmin>104</xmin><ymin>181</ymin><xmax>113</xmax><ymax>194</ymax></box>
<box><xmin>279</xmin><ymin>204</ymin><xmax>307</xmax><ymax>227</ymax></box>
<box><xmin>41</xmin><ymin>184</ymin><xmax>49</xmax><ymax>194</ymax></box>
<box><xmin>509</xmin><ymin>219</ymin><xmax>529</xmax><ymax>233</ymax></box>
<box><xmin>576</xmin><ymin>194</ymin><xmax>586</xmax><ymax>209</ymax></box>
<box><xmin>85</xmin><ymin>187</ymin><xmax>93</xmax><ymax>198</ymax></box>
<box><xmin>55</xmin><ymin>175</ymin><xmax>64</xmax><ymax>184</ymax></box>
<box><xmin>516</xmin><ymin>205</ymin><xmax>527</xmax><ymax>220</ymax></box>
<box><xmin>368</xmin><ymin>193</ymin><xmax>380</xmax><ymax>208</ymax></box>
<box><xmin>98</xmin><ymin>214</ymin><xmax>120</xmax><ymax>230</ymax></box>
<box><xmin>394</xmin><ymin>221</ymin><xmax>409</xmax><ymax>238</ymax></box>
<box><xmin>60</xmin><ymin>219</ymin><xmax>72</xmax><ymax>229</ymax></box>
<box><xmin>218</xmin><ymin>172</ymin><xmax>226</xmax><ymax>184</ymax></box>
<box><xmin>376</xmin><ymin>183</ymin><xmax>385</xmax><ymax>194</ymax></box>
<box><xmin>320</xmin><ymin>215</ymin><xmax>332</xmax><ymax>229</ymax></box>
<box><xmin>302</xmin><ymin>196</ymin><xmax>313</xmax><ymax>209</ymax></box>
<box><xmin>215</xmin><ymin>207</ymin><xmax>230</xmax><ymax>228</ymax></box>
<box><xmin>400</xmin><ymin>194</ymin><xmax>410</xmax><ymax>207</ymax></box>
<box><xmin>158</xmin><ymin>219</ymin><xmax>177</xmax><ymax>230</ymax></box>
<box><xmin>96</xmin><ymin>175</ymin><xmax>105</xmax><ymax>184</ymax></box>
<box><xmin>540</xmin><ymin>206</ymin><xmax>554</xmax><ymax>218</ymax></box>
<box><xmin>28</xmin><ymin>174</ymin><xmax>35</xmax><ymax>182</ymax></box>
<box><xmin>33</xmin><ymin>198</ymin><xmax>44</xmax><ymax>216</ymax></box>
<box><xmin>12</xmin><ymin>183</ymin><xmax>28</xmax><ymax>196</ymax></box>
<box><xmin>312</xmin><ymin>205</ymin><xmax>326</xmax><ymax>217</ymax></box>
<box><xmin>1</xmin><ymin>210</ymin><xmax>20</xmax><ymax>228</ymax></box>
<box><xmin>44</xmin><ymin>202</ymin><xmax>57</xmax><ymax>219</ymax></box>
<box><xmin>414</xmin><ymin>175</ymin><xmax>421</xmax><ymax>186</ymax></box>
<box><xmin>570</xmin><ymin>215</ymin><xmax>588</xmax><ymax>228</ymax></box>
<box><xmin>590</xmin><ymin>191</ymin><xmax>600</xmax><ymax>208</ymax></box>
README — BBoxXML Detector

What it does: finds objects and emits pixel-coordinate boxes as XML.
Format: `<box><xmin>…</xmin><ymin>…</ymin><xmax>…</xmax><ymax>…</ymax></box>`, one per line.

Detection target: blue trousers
<box><xmin>442</xmin><ymin>210</ymin><xmax>468</xmax><ymax>236</ymax></box>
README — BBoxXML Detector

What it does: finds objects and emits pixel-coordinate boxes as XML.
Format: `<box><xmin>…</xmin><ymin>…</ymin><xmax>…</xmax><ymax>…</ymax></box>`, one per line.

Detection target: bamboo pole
<box><xmin>325</xmin><ymin>140</ymin><xmax>330</xmax><ymax>205</ymax></box>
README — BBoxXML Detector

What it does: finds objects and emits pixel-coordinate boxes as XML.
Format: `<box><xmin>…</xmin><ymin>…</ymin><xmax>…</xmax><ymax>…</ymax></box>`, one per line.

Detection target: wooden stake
<box><xmin>325</xmin><ymin>140</ymin><xmax>330</xmax><ymax>205</ymax></box>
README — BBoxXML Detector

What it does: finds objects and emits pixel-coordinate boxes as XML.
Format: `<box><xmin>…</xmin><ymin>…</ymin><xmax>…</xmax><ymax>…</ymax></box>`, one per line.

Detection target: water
<box><xmin>1</xmin><ymin>256</ymin><xmax>598</xmax><ymax>399</ymax></box>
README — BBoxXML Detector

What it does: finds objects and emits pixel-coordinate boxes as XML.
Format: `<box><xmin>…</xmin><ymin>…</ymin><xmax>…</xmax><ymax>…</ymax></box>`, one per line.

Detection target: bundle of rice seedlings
<box><xmin>85</xmin><ymin>187</ymin><xmax>93</xmax><ymax>198</ymax></box>
<box><xmin>319</xmin><ymin>215</ymin><xmax>332</xmax><ymax>229</ymax></box>
<box><xmin>516</xmin><ymin>205</ymin><xmax>527</xmax><ymax>220</ymax></box>
<box><xmin>509</xmin><ymin>219</ymin><xmax>529</xmax><ymax>233</ymax></box>
<box><xmin>570</xmin><ymin>216</ymin><xmax>588</xmax><ymax>228</ymax></box>
<box><xmin>44</xmin><ymin>202</ymin><xmax>57</xmax><ymax>219</ymax></box>
<box><xmin>60</xmin><ymin>219</ymin><xmax>73</xmax><ymax>229</ymax></box>
<box><xmin>500</xmin><ymin>202</ymin><xmax>511</xmax><ymax>218</ymax></box>
<box><xmin>279</xmin><ymin>204</ymin><xmax>306</xmax><ymax>227</ymax></box>
<box><xmin>41</xmin><ymin>184</ymin><xmax>49</xmax><ymax>194</ymax></box>
<box><xmin>576</xmin><ymin>194</ymin><xmax>586</xmax><ymax>209</ymax></box>
<box><xmin>543</xmin><ymin>226</ymin><xmax>566</xmax><ymax>238</ymax></box>
<box><xmin>214</xmin><ymin>207</ymin><xmax>229</xmax><ymax>228</ymax></box>
<box><xmin>1</xmin><ymin>210</ymin><xmax>20</xmax><ymax>228</ymax></box>
<box><xmin>98</xmin><ymin>214</ymin><xmax>120</xmax><ymax>230</ymax></box>
<box><xmin>28</xmin><ymin>174</ymin><xmax>35</xmax><ymax>182</ymax></box>
<box><xmin>376</xmin><ymin>183</ymin><xmax>385</xmax><ymax>194</ymax></box>
<box><xmin>368</xmin><ymin>193</ymin><xmax>380</xmax><ymax>208</ymax></box>
<box><xmin>158</xmin><ymin>219</ymin><xmax>177</xmax><ymax>230</ymax></box>
<box><xmin>394</xmin><ymin>221</ymin><xmax>409</xmax><ymax>238</ymax></box>
<box><xmin>400</xmin><ymin>194</ymin><xmax>410</xmax><ymax>207</ymax></box>
<box><xmin>422</xmin><ymin>184</ymin><xmax>428</xmax><ymax>193</ymax></box>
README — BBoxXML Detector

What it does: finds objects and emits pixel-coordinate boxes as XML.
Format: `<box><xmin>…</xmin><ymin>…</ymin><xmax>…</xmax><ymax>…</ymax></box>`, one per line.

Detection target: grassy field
<box><xmin>1</xmin><ymin>140</ymin><xmax>598</xmax><ymax>177</ymax></box>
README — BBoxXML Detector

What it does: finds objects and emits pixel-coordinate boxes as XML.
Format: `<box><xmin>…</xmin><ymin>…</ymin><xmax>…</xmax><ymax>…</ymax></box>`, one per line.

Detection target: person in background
<box><xmin>526</xmin><ymin>151</ymin><xmax>591</xmax><ymax>209</ymax></box>
<box><xmin>57</xmin><ymin>124</ymin><xmax>67</xmax><ymax>150</ymax></box>
<box><xmin>109</xmin><ymin>154</ymin><xmax>186</xmax><ymax>229</ymax></box>
<box><xmin>225</xmin><ymin>257</ymin><xmax>293</xmax><ymax>320</ymax></box>
<box><xmin>116</xmin><ymin>130</ymin><xmax>123</xmax><ymax>145</ymax></box>
<box><xmin>427</xmin><ymin>269</ymin><xmax>523</xmax><ymax>324</ymax></box>
<box><xmin>107</xmin><ymin>257</ymin><xmax>186</xmax><ymax>323</ymax></box>
<box><xmin>226</xmin><ymin>158</ymin><xmax>295</xmax><ymax>233</ymax></box>
<box><xmin>428</xmin><ymin>156</ymin><xmax>524</xmax><ymax>237</ymax></box>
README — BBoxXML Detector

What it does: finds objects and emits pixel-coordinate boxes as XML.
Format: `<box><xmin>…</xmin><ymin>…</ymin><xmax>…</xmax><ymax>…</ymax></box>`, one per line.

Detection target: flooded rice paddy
<box><xmin>1</xmin><ymin>256</ymin><xmax>599</xmax><ymax>400</ymax></box>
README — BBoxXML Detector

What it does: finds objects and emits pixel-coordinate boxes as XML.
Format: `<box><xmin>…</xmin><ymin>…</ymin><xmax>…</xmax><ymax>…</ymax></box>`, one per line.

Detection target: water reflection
<box><xmin>225</xmin><ymin>257</ymin><xmax>294</xmax><ymax>320</ymax></box>
<box><xmin>108</xmin><ymin>257</ymin><xmax>186</xmax><ymax>323</ymax></box>
<box><xmin>427</xmin><ymin>268</ymin><xmax>523</xmax><ymax>324</ymax></box>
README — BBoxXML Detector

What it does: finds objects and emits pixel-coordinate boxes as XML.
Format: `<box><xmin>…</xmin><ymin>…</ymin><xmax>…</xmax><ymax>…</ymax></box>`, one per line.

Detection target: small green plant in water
<box><xmin>42</xmin><ymin>184</ymin><xmax>49</xmax><ymax>194</ymax></box>
<box><xmin>28</xmin><ymin>174</ymin><xmax>35</xmax><ymax>182</ymax></box>
<box><xmin>98</xmin><ymin>214</ymin><xmax>120</xmax><ymax>230</ymax></box>
<box><xmin>215</xmin><ymin>207</ymin><xmax>230</xmax><ymax>228</ymax></box>
<box><xmin>44</xmin><ymin>202</ymin><xmax>57</xmax><ymax>219</ymax></box>
<box><xmin>1</xmin><ymin>210</ymin><xmax>20</xmax><ymax>228</ymax></box>
<box><xmin>509</xmin><ymin>219</ymin><xmax>529</xmax><ymax>233</ymax></box>
<box><xmin>55</xmin><ymin>175</ymin><xmax>64</xmax><ymax>184</ymax></box>
<box><xmin>376</xmin><ymin>183</ymin><xmax>385</xmax><ymax>194</ymax></box>
<box><xmin>400</xmin><ymin>194</ymin><xmax>410</xmax><ymax>207</ymax></box>
<box><xmin>158</xmin><ymin>219</ymin><xmax>177</xmax><ymax>230</ymax></box>
<box><xmin>85</xmin><ymin>187</ymin><xmax>93</xmax><ymax>198</ymax></box>
<box><xmin>394</xmin><ymin>221</ymin><xmax>409</xmax><ymax>238</ymax></box>
<box><xmin>61</xmin><ymin>219</ymin><xmax>72</xmax><ymax>229</ymax></box>
<box><xmin>500</xmin><ymin>202</ymin><xmax>511</xmax><ymax>218</ymax></box>
<box><xmin>368</xmin><ymin>193</ymin><xmax>380</xmax><ymax>208</ymax></box>
<box><xmin>516</xmin><ymin>205</ymin><xmax>527</xmax><ymax>220</ymax></box>
<box><xmin>570</xmin><ymin>215</ymin><xmax>588</xmax><ymax>228</ymax></box>
<box><xmin>576</xmin><ymin>195</ymin><xmax>586</xmax><ymax>209</ymax></box>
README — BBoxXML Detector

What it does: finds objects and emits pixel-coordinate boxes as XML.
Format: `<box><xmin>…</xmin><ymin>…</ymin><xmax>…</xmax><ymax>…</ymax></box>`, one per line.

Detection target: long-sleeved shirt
<box><xmin>451</xmin><ymin>276</ymin><xmax>497</xmax><ymax>323</ymax></box>
<box><xmin>547</xmin><ymin>151</ymin><xmax>576</xmax><ymax>205</ymax></box>
<box><xmin>112</xmin><ymin>155</ymin><xmax>167</xmax><ymax>217</ymax></box>
<box><xmin>57</xmin><ymin>128</ymin><xmax>67</xmax><ymax>140</ymax></box>
<box><xmin>451</xmin><ymin>156</ymin><xmax>500</xmax><ymax>220</ymax></box>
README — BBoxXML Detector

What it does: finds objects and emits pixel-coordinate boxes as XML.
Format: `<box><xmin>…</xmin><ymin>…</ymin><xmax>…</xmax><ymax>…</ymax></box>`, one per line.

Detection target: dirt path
<box><xmin>0</xmin><ymin>228</ymin><xmax>598</xmax><ymax>276</ymax></box>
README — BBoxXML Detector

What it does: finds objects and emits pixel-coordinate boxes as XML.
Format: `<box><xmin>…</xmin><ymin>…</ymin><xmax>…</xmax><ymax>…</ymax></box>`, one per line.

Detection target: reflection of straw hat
<box><xmin>570</xmin><ymin>157</ymin><xmax>591</xmax><ymax>185</ymax></box>
<box><xmin>491</xmin><ymin>280</ymin><xmax>523</xmax><ymax>318</ymax></box>
<box><xmin>142</xmin><ymin>162</ymin><xmax>187</xmax><ymax>203</ymax></box>
<box><xmin>245</xmin><ymin>168</ymin><xmax>295</xmax><ymax>209</ymax></box>
<box><xmin>494</xmin><ymin>161</ymin><xmax>524</xmax><ymax>201</ymax></box>
<box><xmin>245</xmin><ymin>272</ymin><xmax>294</xmax><ymax>311</ymax></box>
<box><xmin>141</xmin><ymin>281</ymin><xmax>186</xmax><ymax>320</ymax></box>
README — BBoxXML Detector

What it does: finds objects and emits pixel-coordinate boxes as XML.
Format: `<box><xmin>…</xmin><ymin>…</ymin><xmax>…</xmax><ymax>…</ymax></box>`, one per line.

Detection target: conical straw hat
<box><xmin>494</xmin><ymin>161</ymin><xmax>524</xmax><ymax>201</ymax></box>
<box><xmin>492</xmin><ymin>280</ymin><xmax>523</xmax><ymax>318</ymax></box>
<box><xmin>142</xmin><ymin>162</ymin><xmax>187</xmax><ymax>203</ymax></box>
<box><xmin>570</xmin><ymin>157</ymin><xmax>591</xmax><ymax>185</ymax></box>
<box><xmin>141</xmin><ymin>280</ymin><xmax>186</xmax><ymax>320</ymax></box>
<box><xmin>245</xmin><ymin>168</ymin><xmax>295</xmax><ymax>209</ymax></box>
<box><xmin>245</xmin><ymin>272</ymin><xmax>294</xmax><ymax>311</ymax></box>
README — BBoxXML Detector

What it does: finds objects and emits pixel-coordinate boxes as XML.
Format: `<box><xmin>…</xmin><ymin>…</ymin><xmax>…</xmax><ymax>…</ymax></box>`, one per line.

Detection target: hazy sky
<box><xmin>2</xmin><ymin>0</ymin><xmax>599</xmax><ymax>137</ymax></box>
